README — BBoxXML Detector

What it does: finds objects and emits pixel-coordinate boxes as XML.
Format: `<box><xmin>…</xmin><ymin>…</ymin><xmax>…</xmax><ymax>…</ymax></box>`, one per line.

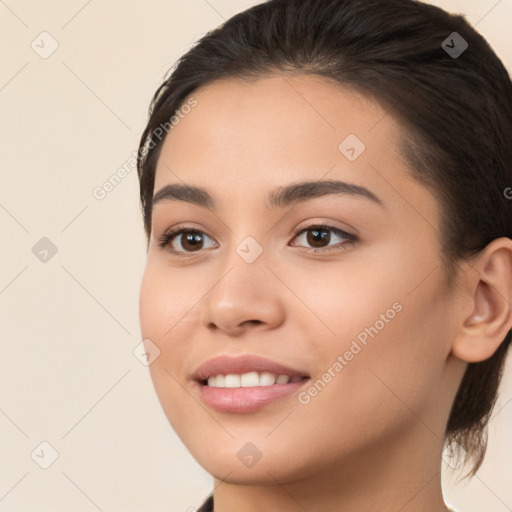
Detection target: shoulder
<box><xmin>197</xmin><ymin>494</ymin><xmax>214</xmax><ymax>512</ymax></box>
<box><xmin>194</xmin><ymin>495</ymin><xmax>459</xmax><ymax>512</ymax></box>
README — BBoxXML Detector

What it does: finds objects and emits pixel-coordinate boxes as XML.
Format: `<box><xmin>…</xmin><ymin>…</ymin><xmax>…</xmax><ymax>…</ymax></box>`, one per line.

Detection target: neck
<box><xmin>211</xmin><ymin>423</ymin><xmax>450</xmax><ymax>512</ymax></box>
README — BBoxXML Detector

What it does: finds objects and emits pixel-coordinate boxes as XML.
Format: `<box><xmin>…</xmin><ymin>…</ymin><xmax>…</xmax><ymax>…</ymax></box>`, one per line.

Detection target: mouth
<box><xmin>194</xmin><ymin>372</ymin><xmax>311</xmax><ymax>414</ymax></box>
<box><xmin>191</xmin><ymin>353</ymin><xmax>311</xmax><ymax>413</ymax></box>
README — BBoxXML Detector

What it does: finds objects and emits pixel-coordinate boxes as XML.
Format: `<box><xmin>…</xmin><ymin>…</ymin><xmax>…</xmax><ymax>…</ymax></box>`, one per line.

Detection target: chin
<box><xmin>187</xmin><ymin>439</ymin><xmax>314</xmax><ymax>486</ymax></box>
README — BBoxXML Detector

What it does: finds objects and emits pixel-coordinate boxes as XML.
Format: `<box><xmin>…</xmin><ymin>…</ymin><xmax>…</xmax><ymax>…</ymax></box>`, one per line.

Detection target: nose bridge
<box><xmin>212</xmin><ymin>230</ymin><xmax>269</xmax><ymax>303</ymax></box>
<box><xmin>216</xmin><ymin>207</ymin><xmax>270</xmax><ymax>279</ymax></box>
<box><xmin>199</xmin><ymin>226</ymin><xmax>284</xmax><ymax>333</ymax></box>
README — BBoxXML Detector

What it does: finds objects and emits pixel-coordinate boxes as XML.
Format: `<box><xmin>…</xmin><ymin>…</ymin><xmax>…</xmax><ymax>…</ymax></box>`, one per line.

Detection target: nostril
<box><xmin>243</xmin><ymin>320</ymin><xmax>263</xmax><ymax>327</ymax></box>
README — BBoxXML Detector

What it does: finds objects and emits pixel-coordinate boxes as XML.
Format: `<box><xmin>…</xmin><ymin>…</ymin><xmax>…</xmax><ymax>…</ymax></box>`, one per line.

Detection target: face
<box><xmin>139</xmin><ymin>74</ymin><xmax>461</xmax><ymax>485</ymax></box>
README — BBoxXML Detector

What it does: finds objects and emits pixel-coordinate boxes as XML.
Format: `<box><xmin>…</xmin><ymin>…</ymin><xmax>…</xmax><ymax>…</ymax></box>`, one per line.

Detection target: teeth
<box><xmin>225</xmin><ymin>374</ymin><xmax>240</xmax><ymax>387</ymax></box>
<box><xmin>241</xmin><ymin>372</ymin><xmax>259</xmax><ymax>387</ymax></box>
<box><xmin>206</xmin><ymin>372</ymin><xmax>304</xmax><ymax>387</ymax></box>
<box><xmin>259</xmin><ymin>372</ymin><xmax>276</xmax><ymax>386</ymax></box>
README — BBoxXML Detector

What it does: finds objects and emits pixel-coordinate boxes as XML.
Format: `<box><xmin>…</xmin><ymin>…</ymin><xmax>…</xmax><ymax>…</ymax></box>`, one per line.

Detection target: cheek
<box><xmin>139</xmin><ymin>259</ymin><xmax>202</xmax><ymax>340</ymax></box>
<box><xmin>138</xmin><ymin>263</ymin><xmax>198</xmax><ymax>415</ymax></box>
<box><xmin>285</xmin><ymin>252</ymin><xmax>407</xmax><ymax>359</ymax></box>
<box><xmin>285</xmin><ymin>246</ymin><xmax>449</xmax><ymax>421</ymax></box>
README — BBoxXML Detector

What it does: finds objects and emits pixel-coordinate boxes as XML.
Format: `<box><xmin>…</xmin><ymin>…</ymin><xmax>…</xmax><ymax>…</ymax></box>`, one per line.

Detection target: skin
<box><xmin>138</xmin><ymin>74</ymin><xmax>512</xmax><ymax>512</ymax></box>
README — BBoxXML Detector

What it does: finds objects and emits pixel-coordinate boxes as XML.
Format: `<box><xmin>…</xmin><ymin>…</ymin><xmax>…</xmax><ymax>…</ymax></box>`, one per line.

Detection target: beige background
<box><xmin>0</xmin><ymin>1</ymin><xmax>511</xmax><ymax>511</ymax></box>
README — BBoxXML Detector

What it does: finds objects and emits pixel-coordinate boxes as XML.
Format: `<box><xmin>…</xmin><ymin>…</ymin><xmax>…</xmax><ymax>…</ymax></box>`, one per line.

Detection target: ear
<box><xmin>451</xmin><ymin>237</ymin><xmax>512</xmax><ymax>363</ymax></box>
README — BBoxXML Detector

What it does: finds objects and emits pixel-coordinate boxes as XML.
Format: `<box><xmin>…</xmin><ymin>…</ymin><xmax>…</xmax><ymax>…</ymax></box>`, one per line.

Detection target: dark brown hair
<box><xmin>137</xmin><ymin>0</ymin><xmax>512</xmax><ymax>478</ymax></box>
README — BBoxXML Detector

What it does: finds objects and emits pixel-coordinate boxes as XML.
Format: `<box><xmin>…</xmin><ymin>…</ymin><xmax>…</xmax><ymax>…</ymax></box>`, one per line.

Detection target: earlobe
<box><xmin>452</xmin><ymin>237</ymin><xmax>512</xmax><ymax>363</ymax></box>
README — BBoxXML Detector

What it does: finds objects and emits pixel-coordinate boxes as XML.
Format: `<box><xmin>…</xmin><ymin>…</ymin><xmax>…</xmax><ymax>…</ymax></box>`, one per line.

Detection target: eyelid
<box><xmin>292</xmin><ymin>216</ymin><xmax>359</xmax><ymax>237</ymax></box>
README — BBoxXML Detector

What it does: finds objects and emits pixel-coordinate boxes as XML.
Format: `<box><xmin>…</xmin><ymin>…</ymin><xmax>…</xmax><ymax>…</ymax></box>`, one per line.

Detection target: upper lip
<box><xmin>192</xmin><ymin>354</ymin><xmax>310</xmax><ymax>382</ymax></box>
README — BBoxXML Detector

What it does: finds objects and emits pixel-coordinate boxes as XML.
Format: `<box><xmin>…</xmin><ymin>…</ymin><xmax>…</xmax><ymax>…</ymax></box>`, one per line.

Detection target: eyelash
<box><xmin>157</xmin><ymin>223</ymin><xmax>357</xmax><ymax>257</ymax></box>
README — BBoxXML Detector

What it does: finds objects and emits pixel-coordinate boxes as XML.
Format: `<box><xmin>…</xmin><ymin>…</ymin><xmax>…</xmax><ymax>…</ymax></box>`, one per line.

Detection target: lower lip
<box><xmin>196</xmin><ymin>379</ymin><xmax>310</xmax><ymax>413</ymax></box>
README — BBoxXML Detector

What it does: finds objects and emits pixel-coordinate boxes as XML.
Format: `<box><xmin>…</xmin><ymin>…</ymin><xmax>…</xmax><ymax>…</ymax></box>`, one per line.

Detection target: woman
<box><xmin>136</xmin><ymin>0</ymin><xmax>512</xmax><ymax>510</ymax></box>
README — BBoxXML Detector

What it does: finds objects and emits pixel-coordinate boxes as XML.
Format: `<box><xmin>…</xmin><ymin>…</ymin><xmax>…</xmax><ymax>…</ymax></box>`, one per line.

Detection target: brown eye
<box><xmin>290</xmin><ymin>224</ymin><xmax>357</xmax><ymax>252</ymax></box>
<box><xmin>158</xmin><ymin>227</ymin><xmax>217</xmax><ymax>255</ymax></box>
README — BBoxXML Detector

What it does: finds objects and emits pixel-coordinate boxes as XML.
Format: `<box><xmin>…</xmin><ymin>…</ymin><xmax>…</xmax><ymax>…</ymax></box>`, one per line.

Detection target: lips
<box><xmin>192</xmin><ymin>354</ymin><xmax>310</xmax><ymax>384</ymax></box>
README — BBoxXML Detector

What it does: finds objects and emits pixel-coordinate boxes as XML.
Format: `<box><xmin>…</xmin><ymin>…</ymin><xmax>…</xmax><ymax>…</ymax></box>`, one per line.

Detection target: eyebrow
<box><xmin>152</xmin><ymin>179</ymin><xmax>384</xmax><ymax>211</ymax></box>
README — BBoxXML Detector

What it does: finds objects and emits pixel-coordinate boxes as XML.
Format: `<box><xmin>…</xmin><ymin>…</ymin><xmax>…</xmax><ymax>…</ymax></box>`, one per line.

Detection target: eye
<box><xmin>158</xmin><ymin>225</ymin><xmax>216</xmax><ymax>256</ymax></box>
<box><xmin>157</xmin><ymin>222</ymin><xmax>357</xmax><ymax>256</ymax></box>
<box><xmin>290</xmin><ymin>223</ymin><xmax>357</xmax><ymax>253</ymax></box>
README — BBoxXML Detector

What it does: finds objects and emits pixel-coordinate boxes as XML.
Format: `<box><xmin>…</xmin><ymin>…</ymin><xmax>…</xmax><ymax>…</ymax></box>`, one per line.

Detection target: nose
<box><xmin>199</xmin><ymin>250</ymin><xmax>286</xmax><ymax>337</ymax></box>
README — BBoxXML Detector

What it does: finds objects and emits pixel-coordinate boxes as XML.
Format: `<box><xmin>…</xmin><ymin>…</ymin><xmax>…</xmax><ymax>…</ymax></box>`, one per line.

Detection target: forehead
<box><xmin>155</xmin><ymin>74</ymin><xmax>393</xmax><ymax>182</ymax></box>
<box><xmin>153</xmin><ymin>74</ymin><xmax>436</xmax><ymax>223</ymax></box>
